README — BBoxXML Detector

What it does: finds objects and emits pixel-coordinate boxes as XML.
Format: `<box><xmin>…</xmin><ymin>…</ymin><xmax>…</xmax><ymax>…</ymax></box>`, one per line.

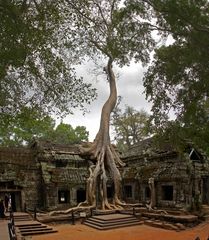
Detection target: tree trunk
<box><xmin>146</xmin><ymin>177</ymin><xmax>156</xmax><ymax>210</ymax></box>
<box><xmin>80</xmin><ymin>57</ymin><xmax>126</xmax><ymax>210</ymax></box>
<box><xmin>49</xmin><ymin>58</ymin><xmax>139</xmax><ymax>216</ymax></box>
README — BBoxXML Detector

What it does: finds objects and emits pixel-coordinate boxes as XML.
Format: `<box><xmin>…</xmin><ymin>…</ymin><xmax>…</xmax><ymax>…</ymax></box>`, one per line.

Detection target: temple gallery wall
<box><xmin>0</xmin><ymin>139</ymin><xmax>209</xmax><ymax>212</ymax></box>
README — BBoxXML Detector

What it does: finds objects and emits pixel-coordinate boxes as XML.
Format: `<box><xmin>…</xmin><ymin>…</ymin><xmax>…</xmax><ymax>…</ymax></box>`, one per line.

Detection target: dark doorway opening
<box><xmin>162</xmin><ymin>185</ymin><xmax>173</xmax><ymax>201</ymax></box>
<box><xmin>0</xmin><ymin>191</ymin><xmax>21</xmax><ymax>212</ymax></box>
<box><xmin>124</xmin><ymin>185</ymin><xmax>132</xmax><ymax>198</ymax></box>
<box><xmin>145</xmin><ymin>186</ymin><xmax>150</xmax><ymax>200</ymax></box>
<box><xmin>77</xmin><ymin>189</ymin><xmax>86</xmax><ymax>203</ymax></box>
<box><xmin>202</xmin><ymin>177</ymin><xmax>209</xmax><ymax>204</ymax></box>
<box><xmin>11</xmin><ymin>193</ymin><xmax>16</xmax><ymax>212</ymax></box>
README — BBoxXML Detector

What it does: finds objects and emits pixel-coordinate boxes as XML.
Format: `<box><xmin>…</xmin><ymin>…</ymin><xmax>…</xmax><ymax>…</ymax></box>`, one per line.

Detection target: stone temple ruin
<box><xmin>122</xmin><ymin>138</ymin><xmax>209</xmax><ymax>211</ymax></box>
<box><xmin>0</xmin><ymin>138</ymin><xmax>209</xmax><ymax>225</ymax></box>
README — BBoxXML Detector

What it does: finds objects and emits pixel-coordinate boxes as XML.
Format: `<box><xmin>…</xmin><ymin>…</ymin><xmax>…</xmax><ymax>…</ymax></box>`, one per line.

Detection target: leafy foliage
<box><xmin>51</xmin><ymin>123</ymin><xmax>89</xmax><ymax>144</ymax></box>
<box><xmin>63</xmin><ymin>0</ymin><xmax>155</xmax><ymax>64</ymax></box>
<box><xmin>139</xmin><ymin>0</ymin><xmax>209</xmax><ymax>153</ymax></box>
<box><xmin>160</xmin><ymin>120</ymin><xmax>209</xmax><ymax>157</ymax></box>
<box><xmin>112</xmin><ymin>105</ymin><xmax>150</xmax><ymax>152</ymax></box>
<box><xmin>0</xmin><ymin>107</ymin><xmax>55</xmax><ymax>146</ymax></box>
<box><xmin>0</xmin><ymin>0</ymin><xmax>96</xmax><ymax>118</ymax></box>
<box><xmin>0</xmin><ymin>107</ymin><xmax>89</xmax><ymax>146</ymax></box>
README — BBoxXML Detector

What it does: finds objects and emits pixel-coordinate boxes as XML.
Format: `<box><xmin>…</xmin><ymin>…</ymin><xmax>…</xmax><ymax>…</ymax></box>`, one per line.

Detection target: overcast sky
<box><xmin>54</xmin><ymin>31</ymin><xmax>175</xmax><ymax>142</ymax></box>
<box><xmin>59</xmin><ymin>59</ymin><xmax>152</xmax><ymax>142</ymax></box>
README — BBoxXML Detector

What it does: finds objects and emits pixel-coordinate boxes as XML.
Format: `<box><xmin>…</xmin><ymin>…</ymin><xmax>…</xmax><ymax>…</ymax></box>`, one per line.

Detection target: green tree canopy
<box><xmin>51</xmin><ymin>123</ymin><xmax>89</xmax><ymax>144</ymax></box>
<box><xmin>127</xmin><ymin>0</ymin><xmax>209</xmax><ymax>153</ymax></box>
<box><xmin>0</xmin><ymin>0</ymin><xmax>96</xmax><ymax>118</ymax></box>
<box><xmin>0</xmin><ymin>107</ymin><xmax>55</xmax><ymax>146</ymax></box>
<box><xmin>0</xmin><ymin>107</ymin><xmax>89</xmax><ymax>146</ymax></box>
<box><xmin>112</xmin><ymin>105</ymin><xmax>150</xmax><ymax>152</ymax></box>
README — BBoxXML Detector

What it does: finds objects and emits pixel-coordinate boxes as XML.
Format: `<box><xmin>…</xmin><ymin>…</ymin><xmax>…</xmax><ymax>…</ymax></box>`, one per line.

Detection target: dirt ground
<box><xmin>31</xmin><ymin>221</ymin><xmax>209</xmax><ymax>240</ymax></box>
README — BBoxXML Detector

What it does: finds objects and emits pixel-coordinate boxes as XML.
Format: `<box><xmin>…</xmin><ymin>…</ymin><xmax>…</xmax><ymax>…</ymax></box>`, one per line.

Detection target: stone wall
<box><xmin>0</xmin><ymin>147</ymin><xmax>42</xmax><ymax>210</ymax></box>
<box><xmin>38</xmin><ymin>149</ymin><xmax>89</xmax><ymax>210</ymax></box>
<box><xmin>122</xmin><ymin>149</ymin><xmax>209</xmax><ymax>209</ymax></box>
<box><xmin>0</xmin><ymin>140</ymin><xmax>208</xmax><ymax>212</ymax></box>
<box><xmin>0</xmin><ymin>145</ymin><xmax>89</xmax><ymax>211</ymax></box>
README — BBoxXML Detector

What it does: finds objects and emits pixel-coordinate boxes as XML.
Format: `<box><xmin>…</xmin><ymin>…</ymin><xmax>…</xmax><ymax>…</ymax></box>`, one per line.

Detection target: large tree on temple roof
<box><xmin>49</xmin><ymin>0</ymin><xmax>156</xmax><ymax>213</ymax></box>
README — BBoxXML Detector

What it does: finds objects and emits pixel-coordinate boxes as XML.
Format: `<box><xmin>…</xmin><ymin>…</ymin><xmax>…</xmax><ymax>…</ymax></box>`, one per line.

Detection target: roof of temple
<box><xmin>122</xmin><ymin>137</ymin><xmax>207</xmax><ymax>162</ymax></box>
<box><xmin>30</xmin><ymin>139</ymin><xmax>81</xmax><ymax>154</ymax></box>
<box><xmin>122</xmin><ymin>138</ymin><xmax>177</xmax><ymax>160</ymax></box>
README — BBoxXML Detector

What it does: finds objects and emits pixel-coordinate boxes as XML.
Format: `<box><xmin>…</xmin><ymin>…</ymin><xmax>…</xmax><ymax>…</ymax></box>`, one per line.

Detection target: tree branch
<box><xmin>110</xmin><ymin>0</ymin><xmax>117</xmax><ymax>22</ymax></box>
<box><xmin>144</xmin><ymin>0</ymin><xmax>209</xmax><ymax>34</ymax></box>
<box><xmin>88</xmin><ymin>38</ymin><xmax>112</xmax><ymax>59</ymax></box>
<box><xmin>65</xmin><ymin>0</ymin><xmax>96</xmax><ymax>26</ymax></box>
<box><xmin>92</xmin><ymin>0</ymin><xmax>109</xmax><ymax>28</ymax></box>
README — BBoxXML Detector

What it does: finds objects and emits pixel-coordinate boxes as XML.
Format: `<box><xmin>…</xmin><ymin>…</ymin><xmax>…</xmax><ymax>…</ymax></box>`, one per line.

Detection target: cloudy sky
<box><xmin>56</xmin><ymin>26</ymin><xmax>175</xmax><ymax>142</ymax></box>
<box><xmin>59</xmin><ymin>59</ymin><xmax>152</xmax><ymax>142</ymax></box>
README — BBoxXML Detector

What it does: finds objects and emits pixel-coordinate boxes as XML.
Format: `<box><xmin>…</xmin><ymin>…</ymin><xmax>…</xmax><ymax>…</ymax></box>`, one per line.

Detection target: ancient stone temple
<box><xmin>0</xmin><ymin>141</ymin><xmax>88</xmax><ymax>211</ymax></box>
<box><xmin>122</xmin><ymin>138</ymin><xmax>209</xmax><ymax>210</ymax></box>
<box><xmin>0</xmin><ymin>138</ymin><xmax>208</xmax><ymax>212</ymax></box>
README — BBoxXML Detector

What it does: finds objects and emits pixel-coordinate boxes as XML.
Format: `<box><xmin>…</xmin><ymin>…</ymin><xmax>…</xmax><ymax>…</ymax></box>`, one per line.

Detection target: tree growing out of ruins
<box><xmin>50</xmin><ymin>0</ymin><xmax>155</xmax><ymax>213</ymax></box>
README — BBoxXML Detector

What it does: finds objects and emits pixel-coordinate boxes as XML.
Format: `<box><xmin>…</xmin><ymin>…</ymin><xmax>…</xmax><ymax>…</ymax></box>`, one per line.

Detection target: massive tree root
<box><xmin>79</xmin><ymin>57</ymin><xmax>126</xmax><ymax>210</ymax></box>
<box><xmin>145</xmin><ymin>177</ymin><xmax>168</xmax><ymax>215</ymax></box>
<box><xmin>146</xmin><ymin>177</ymin><xmax>156</xmax><ymax>211</ymax></box>
<box><xmin>49</xmin><ymin>58</ymin><xmax>139</xmax><ymax>216</ymax></box>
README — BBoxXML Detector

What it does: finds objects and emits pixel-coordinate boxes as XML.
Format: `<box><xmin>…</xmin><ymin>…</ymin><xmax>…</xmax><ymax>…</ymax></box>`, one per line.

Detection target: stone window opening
<box><xmin>161</xmin><ymin>185</ymin><xmax>173</xmax><ymax>201</ymax></box>
<box><xmin>188</xmin><ymin>148</ymin><xmax>203</xmax><ymax>161</ymax></box>
<box><xmin>55</xmin><ymin>160</ymin><xmax>67</xmax><ymax>168</ymax></box>
<box><xmin>124</xmin><ymin>185</ymin><xmax>133</xmax><ymax>198</ymax></box>
<box><xmin>76</xmin><ymin>188</ymin><xmax>86</xmax><ymax>203</ymax></box>
<box><xmin>58</xmin><ymin>190</ymin><xmax>70</xmax><ymax>203</ymax></box>
<box><xmin>145</xmin><ymin>186</ymin><xmax>151</xmax><ymax>200</ymax></box>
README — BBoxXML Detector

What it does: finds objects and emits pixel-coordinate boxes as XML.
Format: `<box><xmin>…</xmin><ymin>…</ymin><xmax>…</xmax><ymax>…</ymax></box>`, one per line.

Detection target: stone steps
<box><xmin>142</xmin><ymin>212</ymin><xmax>198</xmax><ymax>223</ymax></box>
<box><xmin>86</xmin><ymin>217</ymin><xmax>140</xmax><ymax>226</ymax></box>
<box><xmin>201</xmin><ymin>205</ymin><xmax>209</xmax><ymax>220</ymax></box>
<box><xmin>144</xmin><ymin>220</ymin><xmax>186</xmax><ymax>231</ymax></box>
<box><xmin>17</xmin><ymin>224</ymin><xmax>47</xmax><ymax>230</ymax></box>
<box><xmin>14</xmin><ymin>215</ymin><xmax>33</xmax><ymax>221</ymax></box>
<box><xmin>16</xmin><ymin>222</ymin><xmax>58</xmax><ymax>236</ymax></box>
<box><xmin>84</xmin><ymin>214</ymin><xmax>142</xmax><ymax>230</ymax></box>
<box><xmin>15</xmin><ymin>221</ymin><xmax>42</xmax><ymax>227</ymax></box>
<box><xmin>13</xmin><ymin>213</ymin><xmax>58</xmax><ymax>237</ymax></box>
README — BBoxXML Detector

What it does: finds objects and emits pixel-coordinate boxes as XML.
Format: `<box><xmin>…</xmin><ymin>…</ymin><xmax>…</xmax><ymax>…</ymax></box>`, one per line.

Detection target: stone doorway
<box><xmin>124</xmin><ymin>185</ymin><xmax>133</xmax><ymax>199</ymax></box>
<box><xmin>0</xmin><ymin>181</ymin><xmax>22</xmax><ymax>211</ymax></box>
<box><xmin>76</xmin><ymin>188</ymin><xmax>86</xmax><ymax>203</ymax></box>
<box><xmin>202</xmin><ymin>177</ymin><xmax>209</xmax><ymax>205</ymax></box>
<box><xmin>144</xmin><ymin>186</ymin><xmax>151</xmax><ymax>201</ymax></box>
<box><xmin>161</xmin><ymin>185</ymin><xmax>173</xmax><ymax>201</ymax></box>
<box><xmin>0</xmin><ymin>191</ymin><xmax>22</xmax><ymax>212</ymax></box>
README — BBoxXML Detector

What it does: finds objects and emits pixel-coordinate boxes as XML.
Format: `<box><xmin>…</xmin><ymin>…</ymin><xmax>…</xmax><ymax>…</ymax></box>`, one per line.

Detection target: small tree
<box><xmin>52</xmin><ymin>123</ymin><xmax>89</xmax><ymax>144</ymax></box>
<box><xmin>112</xmin><ymin>105</ymin><xmax>150</xmax><ymax>152</ymax></box>
<box><xmin>0</xmin><ymin>107</ymin><xmax>55</xmax><ymax>146</ymax></box>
